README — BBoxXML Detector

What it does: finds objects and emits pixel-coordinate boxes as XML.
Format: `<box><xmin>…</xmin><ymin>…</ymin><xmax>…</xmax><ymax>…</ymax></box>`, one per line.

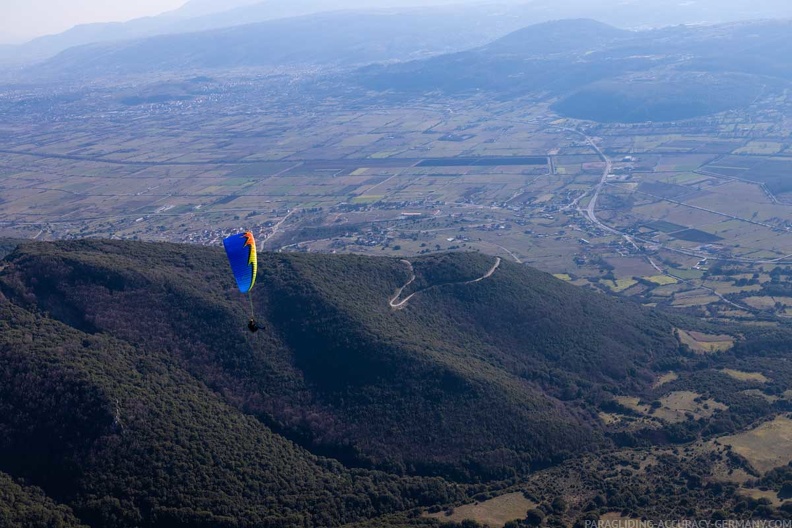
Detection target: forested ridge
<box><xmin>1</xmin><ymin>239</ymin><xmax>782</xmax><ymax>527</ymax></box>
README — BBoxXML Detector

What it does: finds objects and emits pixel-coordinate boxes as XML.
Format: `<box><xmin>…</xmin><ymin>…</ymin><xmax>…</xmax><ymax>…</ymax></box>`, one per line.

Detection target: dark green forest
<box><xmin>1</xmin><ymin>239</ymin><xmax>791</xmax><ymax>527</ymax></box>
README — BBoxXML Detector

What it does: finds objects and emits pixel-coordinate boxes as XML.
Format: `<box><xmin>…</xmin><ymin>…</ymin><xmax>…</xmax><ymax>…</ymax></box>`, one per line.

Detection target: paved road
<box><xmin>564</xmin><ymin>128</ymin><xmax>792</xmax><ymax>266</ymax></box>
<box><xmin>583</xmin><ymin>136</ymin><xmax>613</xmax><ymax>230</ymax></box>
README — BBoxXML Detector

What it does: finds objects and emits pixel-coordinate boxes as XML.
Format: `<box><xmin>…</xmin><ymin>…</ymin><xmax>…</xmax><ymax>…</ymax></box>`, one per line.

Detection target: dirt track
<box><xmin>389</xmin><ymin>257</ymin><xmax>501</xmax><ymax>309</ymax></box>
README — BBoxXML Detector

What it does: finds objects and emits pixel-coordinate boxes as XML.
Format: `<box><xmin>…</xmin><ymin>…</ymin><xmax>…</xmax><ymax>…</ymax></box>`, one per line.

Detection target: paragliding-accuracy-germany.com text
<box><xmin>588</xmin><ymin>521</ymin><xmax>792</xmax><ymax>528</ymax></box>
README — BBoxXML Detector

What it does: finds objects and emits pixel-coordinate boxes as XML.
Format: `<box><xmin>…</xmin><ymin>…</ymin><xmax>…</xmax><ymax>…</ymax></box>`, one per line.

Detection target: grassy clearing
<box><xmin>672</xmin><ymin>293</ymin><xmax>721</xmax><ymax>308</ymax></box>
<box><xmin>738</xmin><ymin>488</ymin><xmax>788</xmax><ymax>507</ymax></box>
<box><xmin>744</xmin><ymin>296</ymin><xmax>792</xmax><ymax>311</ymax></box>
<box><xmin>601</xmin><ymin>512</ymin><xmax>636</xmax><ymax>521</ymax></box>
<box><xmin>741</xmin><ymin>389</ymin><xmax>778</xmax><ymax>403</ymax></box>
<box><xmin>677</xmin><ymin>329</ymin><xmax>734</xmax><ymax>354</ymax></box>
<box><xmin>698</xmin><ymin>440</ymin><xmax>756</xmax><ymax>484</ymax></box>
<box><xmin>425</xmin><ymin>492</ymin><xmax>535</xmax><ymax>527</ymax></box>
<box><xmin>618</xmin><ymin>392</ymin><xmax>726</xmax><ymax>424</ymax></box>
<box><xmin>721</xmin><ymin>416</ymin><xmax>792</xmax><ymax>474</ymax></box>
<box><xmin>553</xmin><ymin>273</ymin><xmax>572</xmax><ymax>281</ymax></box>
<box><xmin>721</xmin><ymin>369</ymin><xmax>769</xmax><ymax>383</ymax></box>
<box><xmin>653</xmin><ymin>372</ymin><xmax>679</xmax><ymax>389</ymax></box>
<box><xmin>654</xmin><ymin>391</ymin><xmax>727</xmax><ymax>423</ymax></box>
<box><xmin>616</xmin><ymin>396</ymin><xmax>649</xmax><ymax>414</ymax></box>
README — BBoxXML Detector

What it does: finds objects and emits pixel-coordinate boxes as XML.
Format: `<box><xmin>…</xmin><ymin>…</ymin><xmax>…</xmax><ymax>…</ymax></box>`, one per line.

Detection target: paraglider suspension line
<box><xmin>247</xmin><ymin>291</ymin><xmax>255</xmax><ymax>320</ymax></box>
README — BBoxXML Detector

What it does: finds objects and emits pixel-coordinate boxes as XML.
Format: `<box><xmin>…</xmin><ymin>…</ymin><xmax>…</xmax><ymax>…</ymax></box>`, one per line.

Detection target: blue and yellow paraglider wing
<box><xmin>223</xmin><ymin>231</ymin><xmax>257</xmax><ymax>293</ymax></box>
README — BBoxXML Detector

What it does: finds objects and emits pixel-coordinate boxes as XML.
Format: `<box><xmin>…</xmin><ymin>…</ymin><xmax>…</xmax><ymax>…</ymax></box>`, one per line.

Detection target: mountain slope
<box><xmin>0</xmin><ymin>472</ymin><xmax>87</xmax><ymax>528</ymax></box>
<box><xmin>2</xmin><ymin>0</ymin><xmax>371</xmax><ymax>64</ymax></box>
<box><xmin>25</xmin><ymin>6</ymin><xmax>560</xmax><ymax>75</ymax></box>
<box><xmin>171</xmin><ymin>0</ymin><xmax>265</xmax><ymax>18</ymax></box>
<box><xmin>0</xmin><ymin>240</ymin><xmax>683</xmax><ymax>483</ymax></box>
<box><xmin>7</xmin><ymin>0</ymin><xmax>476</xmax><ymax>65</ymax></box>
<box><xmin>481</xmin><ymin>18</ymin><xmax>630</xmax><ymax>55</ymax></box>
<box><xmin>355</xmin><ymin>19</ymin><xmax>652</xmax><ymax>96</ymax></box>
<box><xmin>9</xmin><ymin>240</ymin><xmax>792</xmax><ymax>525</ymax></box>
<box><xmin>355</xmin><ymin>18</ymin><xmax>785</xmax><ymax>122</ymax></box>
<box><xmin>0</xmin><ymin>285</ymin><xmax>461</xmax><ymax>527</ymax></box>
<box><xmin>30</xmin><ymin>12</ymin><xmax>496</xmax><ymax>75</ymax></box>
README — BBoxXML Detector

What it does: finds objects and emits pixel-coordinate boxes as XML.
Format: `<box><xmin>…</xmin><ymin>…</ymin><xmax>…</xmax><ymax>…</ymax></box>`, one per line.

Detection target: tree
<box><xmin>526</xmin><ymin>508</ymin><xmax>546</xmax><ymax>526</ymax></box>
<box><xmin>551</xmin><ymin>497</ymin><xmax>568</xmax><ymax>514</ymax></box>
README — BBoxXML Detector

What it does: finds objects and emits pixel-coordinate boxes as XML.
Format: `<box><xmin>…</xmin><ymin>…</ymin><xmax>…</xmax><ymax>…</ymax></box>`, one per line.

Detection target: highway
<box><xmin>563</xmin><ymin>127</ymin><xmax>792</xmax><ymax>266</ymax></box>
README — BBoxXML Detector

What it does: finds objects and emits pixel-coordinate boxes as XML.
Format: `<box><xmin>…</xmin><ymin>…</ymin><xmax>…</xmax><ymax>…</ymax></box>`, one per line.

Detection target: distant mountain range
<box><xmin>18</xmin><ymin>15</ymin><xmax>792</xmax><ymax>123</ymax></box>
<box><xmin>7</xmin><ymin>0</ymin><xmax>792</xmax><ymax>67</ymax></box>
<box><xmin>1</xmin><ymin>1</ymin><xmax>535</xmax><ymax>66</ymax></box>
<box><xmin>2</xmin><ymin>0</ymin><xmax>306</xmax><ymax>63</ymax></box>
<box><xmin>355</xmin><ymin>18</ymin><xmax>792</xmax><ymax>122</ymax></box>
<box><xmin>29</xmin><ymin>8</ymin><xmax>546</xmax><ymax>76</ymax></box>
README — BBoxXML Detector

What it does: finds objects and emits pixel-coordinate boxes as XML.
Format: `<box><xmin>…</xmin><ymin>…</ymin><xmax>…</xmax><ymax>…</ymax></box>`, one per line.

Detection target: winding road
<box><xmin>389</xmin><ymin>257</ymin><xmax>501</xmax><ymax>309</ymax></box>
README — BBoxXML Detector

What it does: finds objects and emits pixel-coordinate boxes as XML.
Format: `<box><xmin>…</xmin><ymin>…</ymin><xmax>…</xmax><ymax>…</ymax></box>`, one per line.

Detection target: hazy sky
<box><xmin>0</xmin><ymin>0</ymin><xmax>187</xmax><ymax>43</ymax></box>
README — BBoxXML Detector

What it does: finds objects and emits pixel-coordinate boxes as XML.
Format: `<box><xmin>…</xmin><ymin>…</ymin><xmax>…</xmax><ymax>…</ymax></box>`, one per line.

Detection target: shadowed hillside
<box><xmin>0</xmin><ymin>281</ymin><xmax>462</xmax><ymax>527</ymax></box>
<box><xmin>0</xmin><ymin>472</ymin><xmax>87</xmax><ymax>528</ymax></box>
<box><xmin>0</xmin><ymin>240</ymin><xmax>684</xmax><ymax>481</ymax></box>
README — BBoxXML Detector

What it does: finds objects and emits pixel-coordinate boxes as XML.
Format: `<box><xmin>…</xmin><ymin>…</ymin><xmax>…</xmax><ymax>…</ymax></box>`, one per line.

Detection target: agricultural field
<box><xmin>677</xmin><ymin>329</ymin><xmax>735</xmax><ymax>354</ymax></box>
<box><xmin>1</xmin><ymin>72</ymin><xmax>791</xmax><ymax>324</ymax></box>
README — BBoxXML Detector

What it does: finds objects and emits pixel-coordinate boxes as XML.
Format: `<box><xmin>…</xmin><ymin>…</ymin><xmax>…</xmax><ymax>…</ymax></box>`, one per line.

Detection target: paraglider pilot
<box><xmin>223</xmin><ymin>231</ymin><xmax>262</xmax><ymax>333</ymax></box>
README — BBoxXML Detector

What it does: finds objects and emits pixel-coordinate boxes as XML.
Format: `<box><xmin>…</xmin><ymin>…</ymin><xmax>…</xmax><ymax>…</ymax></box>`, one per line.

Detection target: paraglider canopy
<box><xmin>223</xmin><ymin>231</ymin><xmax>257</xmax><ymax>294</ymax></box>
